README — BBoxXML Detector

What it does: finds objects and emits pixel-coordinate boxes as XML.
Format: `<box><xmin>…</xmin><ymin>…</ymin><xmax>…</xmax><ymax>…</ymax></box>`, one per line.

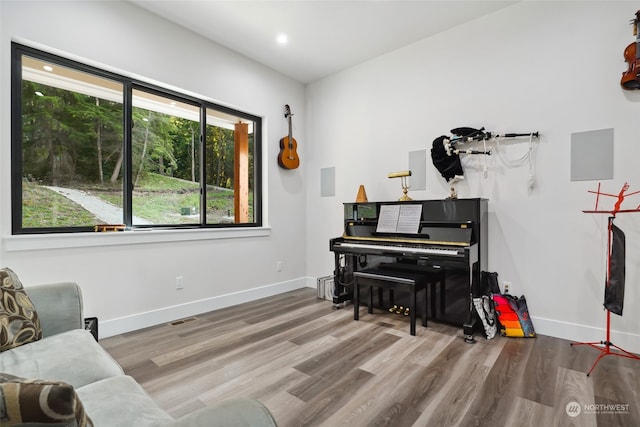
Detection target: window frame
<box><xmin>11</xmin><ymin>42</ymin><xmax>262</xmax><ymax>235</ymax></box>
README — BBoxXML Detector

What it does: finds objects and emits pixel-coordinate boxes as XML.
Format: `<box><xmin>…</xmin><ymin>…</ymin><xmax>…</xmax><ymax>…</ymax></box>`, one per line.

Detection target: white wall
<box><xmin>306</xmin><ymin>1</ymin><xmax>640</xmax><ymax>353</ymax></box>
<box><xmin>0</xmin><ymin>1</ymin><xmax>308</xmax><ymax>336</ymax></box>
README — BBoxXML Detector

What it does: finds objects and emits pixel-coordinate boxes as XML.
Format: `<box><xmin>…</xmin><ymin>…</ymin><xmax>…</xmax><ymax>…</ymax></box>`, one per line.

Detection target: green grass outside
<box><xmin>21</xmin><ymin>173</ymin><xmax>253</xmax><ymax>228</ymax></box>
<box><xmin>22</xmin><ymin>181</ymin><xmax>100</xmax><ymax>227</ymax></box>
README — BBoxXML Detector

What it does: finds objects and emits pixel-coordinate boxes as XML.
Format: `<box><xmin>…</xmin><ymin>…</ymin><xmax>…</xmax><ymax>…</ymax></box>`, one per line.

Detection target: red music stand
<box><xmin>570</xmin><ymin>182</ymin><xmax>640</xmax><ymax>376</ymax></box>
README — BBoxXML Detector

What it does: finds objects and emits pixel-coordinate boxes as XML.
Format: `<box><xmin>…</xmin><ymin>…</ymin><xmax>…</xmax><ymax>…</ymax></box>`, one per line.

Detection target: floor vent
<box><xmin>169</xmin><ymin>317</ymin><xmax>198</xmax><ymax>326</ymax></box>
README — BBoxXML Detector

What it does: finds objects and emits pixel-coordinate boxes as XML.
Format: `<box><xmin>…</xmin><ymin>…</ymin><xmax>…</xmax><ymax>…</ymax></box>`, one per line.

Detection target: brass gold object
<box><xmin>388</xmin><ymin>171</ymin><xmax>412</xmax><ymax>201</ymax></box>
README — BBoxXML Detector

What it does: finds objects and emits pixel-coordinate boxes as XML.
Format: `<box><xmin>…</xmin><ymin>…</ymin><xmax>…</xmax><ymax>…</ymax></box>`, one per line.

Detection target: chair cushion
<box><xmin>0</xmin><ymin>267</ymin><xmax>42</xmax><ymax>351</ymax></box>
<box><xmin>0</xmin><ymin>372</ymin><xmax>93</xmax><ymax>426</ymax></box>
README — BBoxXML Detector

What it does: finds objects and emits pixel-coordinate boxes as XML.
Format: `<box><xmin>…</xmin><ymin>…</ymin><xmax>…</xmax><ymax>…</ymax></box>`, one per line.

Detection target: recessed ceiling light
<box><xmin>276</xmin><ymin>33</ymin><xmax>288</xmax><ymax>45</ymax></box>
<box><xmin>43</xmin><ymin>65</ymin><xmax>53</xmax><ymax>72</ymax></box>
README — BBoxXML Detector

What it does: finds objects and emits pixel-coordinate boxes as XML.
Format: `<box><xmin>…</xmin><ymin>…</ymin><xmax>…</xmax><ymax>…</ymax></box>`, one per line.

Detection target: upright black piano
<box><xmin>329</xmin><ymin>198</ymin><xmax>488</xmax><ymax>340</ymax></box>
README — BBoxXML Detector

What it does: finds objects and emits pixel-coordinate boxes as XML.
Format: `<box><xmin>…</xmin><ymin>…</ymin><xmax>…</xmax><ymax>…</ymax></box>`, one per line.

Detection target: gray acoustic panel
<box><xmin>320</xmin><ymin>167</ymin><xmax>335</xmax><ymax>197</ymax></box>
<box><xmin>409</xmin><ymin>149</ymin><xmax>427</xmax><ymax>190</ymax></box>
<box><xmin>571</xmin><ymin>128</ymin><xmax>614</xmax><ymax>181</ymax></box>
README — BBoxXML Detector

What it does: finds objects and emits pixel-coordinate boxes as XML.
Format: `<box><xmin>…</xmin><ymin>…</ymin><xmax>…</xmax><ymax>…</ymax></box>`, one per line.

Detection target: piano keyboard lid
<box><xmin>344</xmin><ymin>222</ymin><xmax>473</xmax><ymax>247</ymax></box>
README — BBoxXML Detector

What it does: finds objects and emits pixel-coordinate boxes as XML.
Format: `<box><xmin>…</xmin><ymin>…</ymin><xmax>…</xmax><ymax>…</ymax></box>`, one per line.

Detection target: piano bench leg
<box><xmin>368</xmin><ymin>285</ymin><xmax>373</xmax><ymax>314</ymax></box>
<box><xmin>354</xmin><ymin>279</ymin><xmax>360</xmax><ymax>321</ymax></box>
<box><xmin>422</xmin><ymin>286</ymin><xmax>428</xmax><ymax>328</ymax></box>
<box><xmin>440</xmin><ymin>277</ymin><xmax>446</xmax><ymax>315</ymax></box>
<box><xmin>427</xmin><ymin>271</ymin><xmax>446</xmax><ymax>318</ymax></box>
<box><xmin>410</xmin><ymin>288</ymin><xmax>417</xmax><ymax>336</ymax></box>
<box><xmin>430</xmin><ymin>282</ymin><xmax>437</xmax><ymax>319</ymax></box>
<box><xmin>409</xmin><ymin>282</ymin><xmax>429</xmax><ymax>335</ymax></box>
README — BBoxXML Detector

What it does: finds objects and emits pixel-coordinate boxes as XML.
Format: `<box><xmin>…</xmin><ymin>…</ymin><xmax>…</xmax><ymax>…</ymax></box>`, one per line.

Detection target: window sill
<box><xmin>3</xmin><ymin>226</ymin><xmax>272</xmax><ymax>252</ymax></box>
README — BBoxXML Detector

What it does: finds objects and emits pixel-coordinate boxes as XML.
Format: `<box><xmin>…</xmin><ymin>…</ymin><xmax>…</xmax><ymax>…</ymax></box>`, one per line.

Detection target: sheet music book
<box><xmin>376</xmin><ymin>204</ymin><xmax>422</xmax><ymax>234</ymax></box>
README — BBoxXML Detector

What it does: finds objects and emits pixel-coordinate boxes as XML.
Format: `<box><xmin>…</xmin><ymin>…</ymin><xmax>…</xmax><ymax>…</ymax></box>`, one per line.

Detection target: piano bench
<box><xmin>379</xmin><ymin>264</ymin><xmax>446</xmax><ymax>319</ymax></box>
<box><xmin>378</xmin><ymin>264</ymin><xmax>447</xmax><ymax>319</ymax></box>
<box><xmin>353</xmin><ymin>268</ymin><xmax>429</xmax><ymax>336</ymax></box>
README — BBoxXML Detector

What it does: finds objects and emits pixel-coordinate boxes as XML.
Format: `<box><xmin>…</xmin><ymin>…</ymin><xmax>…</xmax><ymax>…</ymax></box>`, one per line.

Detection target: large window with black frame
<box><xmin>11</xmin><ymin>43</ymin><xmax>261</xmax><ymax>234</ymax></box>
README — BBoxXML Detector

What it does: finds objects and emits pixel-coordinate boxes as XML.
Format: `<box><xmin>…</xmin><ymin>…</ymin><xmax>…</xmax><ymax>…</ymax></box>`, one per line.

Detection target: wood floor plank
<box><xmin>351</xmin><ymin>335</ymin><xmax>496</xmax><ymax>426</ymax></box>
<box><xmin>518</xmin><ymin>334</ymin><xmax>564</xmax><ymax>406</ymax></box>
<box><xmin>359</xmin><ymin>330</ymin><xmax>455</xmax><ymax>374</ymax></box>
<box><xmin>261</xmin><ymin>390</ymin><xmax>307</xmax><ymax>427</ymax></box>
<box><xmin>370</xmin><ymin>339</ymin><xmax>470</xmax><ymax>414</ymax></box>
<box><xmin>318</xmin><ymin>360</ymin><xmax>424</xmax><ymax>427</ymax></box>
<box><xmin>552</xmin><ymin>366</ymin><xmax>597</xmax><ymax>427</ymax></box>
<box><xmin>369</xmin><ymin>402</ymin><xmax>421</xmax><ymax>427</ymax></box>
<box><xmin>411</xmin><ymin>334</ymin><xmax>503</xmax><ymax>414</ymax></box>
<box><xmin>456</xmin><ymin>337</ymin><xmax>535</xmax><ymax>426</ymax></box>
<box><xmin>291</xmin><ymin>331</ymin><xmax>401</xmax><ymax>393</ymax></box>
<box><xmin>414</xmin><ymin>359</ymin><xmax>489</xmax><ymax>427</ymax></box>
<box><xmin>100</xmin><ymin>289</ymin><xmax>640</xmax><ymax>427</ymax></box>
<box><xmin>147</xmin><ymin>339</ymin><xmax>300</xmax><ymax>401</ymax></box>
<box><xmin>150</xmin><ymin>303</ymin><xmax>330</xmax><ymax>371</ymax></box>
<box><xmin>593</xmin><ymin>361</ymin><xmax>640</xmax><ymax>426</ymax></box>
<box><xmin>166</xmin><ymin>397</ymin><xmax>208</xmax><ymax>419</ymax></box>
<box><xmin>503</xmin><ymin>396</ymin><xmax>555</xmax><ymax>427</ymax></box>
<box><xmin>289</xmin><ymin>311</ymin><xmax>353</xmax><ymax>345</ymax></box>
<box><xmin>150</xmin><ymin>321</ymin><xmax>344</xmax><ymax>409</ymax></box>
<box><xmin>197</xmin><ymin>335</ymin><xmax>339</xmax><ymax>403</ymax></box>
<box><xmin>289</xmin><ymin>368</ymin><xmax>376</xmax><ymax>427</ymax></box>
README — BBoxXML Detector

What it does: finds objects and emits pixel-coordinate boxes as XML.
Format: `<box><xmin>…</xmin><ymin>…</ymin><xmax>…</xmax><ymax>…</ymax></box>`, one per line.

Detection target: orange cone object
<box><xmin>356</xmin><ymin>185</ymin><xmax>368</xmax><ymax>202</ymax></box>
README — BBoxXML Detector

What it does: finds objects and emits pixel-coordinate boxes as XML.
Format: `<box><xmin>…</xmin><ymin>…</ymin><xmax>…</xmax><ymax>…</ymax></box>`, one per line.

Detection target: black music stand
<box><xmin>570</xmin><ymin>183</ymin><xmax>640</xmax><ymax>376</ymax></box>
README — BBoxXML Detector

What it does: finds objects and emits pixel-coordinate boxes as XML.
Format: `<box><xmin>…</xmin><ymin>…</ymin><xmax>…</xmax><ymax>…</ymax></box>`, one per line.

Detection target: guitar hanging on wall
<box><xmin>621</xmin><ymin>10</ymin><xmax>640</xmax><ymax>90</ymax></box>
<box><xmin>278</xmin><ymin>104</ymin><xmax>300</xmax><ymax>169</ymax></box>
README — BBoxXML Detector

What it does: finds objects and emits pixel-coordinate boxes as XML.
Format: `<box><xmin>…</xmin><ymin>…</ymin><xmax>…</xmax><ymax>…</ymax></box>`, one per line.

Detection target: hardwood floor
<box><xmin>100</xmin><ymin>288</ymin><xmax>640</xmax><ymax>426</ymax></box>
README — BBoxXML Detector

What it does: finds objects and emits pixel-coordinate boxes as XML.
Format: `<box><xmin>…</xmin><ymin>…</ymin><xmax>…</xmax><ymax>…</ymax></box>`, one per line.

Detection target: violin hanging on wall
<box><xmin>621</xmin><ymin>10</ymin><xmax>640</xmax><ymax>90</ymax></box>
<box><xmin>277</xmin><ymin>104</ymin><xmax>300</xmax><ymax>169</ymax></box>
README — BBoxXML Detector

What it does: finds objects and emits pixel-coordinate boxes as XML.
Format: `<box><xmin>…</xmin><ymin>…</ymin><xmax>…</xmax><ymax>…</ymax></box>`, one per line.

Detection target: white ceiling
<box><xmin>131</xmin><ymin>1</ymin><xmax>519</xmax><ymax>84</ymax></box>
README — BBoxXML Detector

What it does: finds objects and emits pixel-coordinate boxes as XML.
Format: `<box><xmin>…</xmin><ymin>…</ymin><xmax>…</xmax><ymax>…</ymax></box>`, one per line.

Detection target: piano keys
<box><xmin>330</xmin><ymin>240</ymin><xmax>468</xmax><ymax>259</ymax></box>
<box><xmin>329</xmin><ymin>198</ymin><xmax>488</xmax><ymax>341</ymax></box>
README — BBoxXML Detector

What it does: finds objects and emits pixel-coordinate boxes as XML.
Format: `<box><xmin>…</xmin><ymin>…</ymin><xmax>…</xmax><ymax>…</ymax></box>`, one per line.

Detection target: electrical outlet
<box><xmin>276</xmin><ymin>261</ymin><xmax>283</xmax><ymax>272</ymax></box>
<box><xmin>176</xmin><ymin>276</ymin><xmax>184</xmax><ymax>290</ymax></box>
<box><xmin>503</xmin><ymin>281</ymin><xmax>511</xmax><ymax>293</ymax></box>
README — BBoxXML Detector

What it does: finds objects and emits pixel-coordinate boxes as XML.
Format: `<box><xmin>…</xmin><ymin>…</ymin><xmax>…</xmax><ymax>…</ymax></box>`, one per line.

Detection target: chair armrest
<box><xmin>26</xmin><ymin>282</ymin><xmax>84</xmax><ymax>338</ymax></box>
<box><xmin>167</xmin><ymin>398</ymin><xmax>278</xmax><ymax>427</ymax></box>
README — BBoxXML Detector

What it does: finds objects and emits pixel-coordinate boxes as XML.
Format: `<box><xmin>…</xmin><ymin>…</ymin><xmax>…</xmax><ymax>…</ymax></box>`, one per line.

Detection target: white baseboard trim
<box><xmin>305</xmin><ymin>276</ymin><xmax>318</xmax><ymax>288</ymax></box>
<box><xmin>99</xmin><ymin>278</ymin><xmax>308</xmax><ymax>338</ymax></box>
<box><xmin>531</xmin><ymin>316</ymin><xmax>640</xmax><ymax>355</ymax></box>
